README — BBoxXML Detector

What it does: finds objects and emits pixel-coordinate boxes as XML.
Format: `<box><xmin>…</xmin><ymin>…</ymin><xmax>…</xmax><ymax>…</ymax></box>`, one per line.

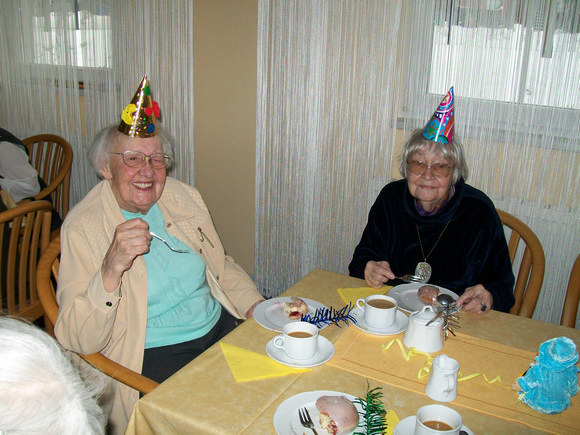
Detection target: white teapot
<box><xmin>403</xmin><ymin>305</ymin><xmax>444</xmax><ymax>353</ymax></box>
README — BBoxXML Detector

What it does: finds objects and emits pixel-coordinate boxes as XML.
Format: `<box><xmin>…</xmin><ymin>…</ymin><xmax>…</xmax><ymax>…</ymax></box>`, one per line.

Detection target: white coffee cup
<box><xmin>414</xmin><ymin>404</ymin><xmax>462</xmax><ymax>435</ymax></box>
<box><xmin>273</xmin><ymin>321</ymin><xmax>319</xmax><ymax>360</ymax></box>
<box><xmin>425</xmin><ymin>354</ymin><xmax>460</xmax><ymax>402</ymax></box>
<box><xmin>355</xmin><ymin>295</ymin><xmax>398</xmax><ymax>329</ymax></box>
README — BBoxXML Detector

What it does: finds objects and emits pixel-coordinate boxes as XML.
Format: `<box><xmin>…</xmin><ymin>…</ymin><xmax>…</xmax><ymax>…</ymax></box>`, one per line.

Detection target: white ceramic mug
<box><xmin>273</xmin><ymin>321</ymin><xmax>319</xmax><ymax>360</ymax></box>
<box><xmin>403</xmin><ymin>305</ymin><xmax>444</xmax><ymax>353</ymax></box>
<box><xmin>414</xmin><ymin>404</ymin><xmax>462</xmax><ymax>435</ymax></box>
<box><xmin>425</xmin><ymin>354</ymin><xmax>460</xmax><ymax>402</ymax></box>
<box><xmin>355</xmin><ymin>295</ymin><xmax>398</xmax><ymax>329</ymax></box>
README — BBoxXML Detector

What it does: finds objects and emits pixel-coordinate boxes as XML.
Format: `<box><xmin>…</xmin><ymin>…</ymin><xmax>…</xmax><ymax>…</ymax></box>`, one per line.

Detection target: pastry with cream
<box><xmin>283</xmin><ymin>297</ymin><xmax>309</xmax><ymax>320</ymax></box>
<box><xmin>315</xmin><ymin>395</ymin><xmax>359</xmax><ymax>435</ymax></box>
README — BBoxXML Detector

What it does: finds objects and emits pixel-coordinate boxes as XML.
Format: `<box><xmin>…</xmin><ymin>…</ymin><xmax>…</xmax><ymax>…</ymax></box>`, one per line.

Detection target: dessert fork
<box><xmin>149</xmin><ymin>231</ymin><xmax>189</xmax><ymax>253</ymax></box>
<box><xmin>395</xmin><ymin>274</ymin><xmax>426</xmax><ymax>283</ymax></box>
<box><xmin>298</xmin><ymin>407</ymin><xmax>317</xmax><ymax>434</ymax></box>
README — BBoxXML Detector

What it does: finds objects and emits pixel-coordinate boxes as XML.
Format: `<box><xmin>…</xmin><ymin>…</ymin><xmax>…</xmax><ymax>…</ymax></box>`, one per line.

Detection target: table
<box><xmin>125</xmin><ymin>269</ymin><xmax>580</xmax><ymax>434</ymax></box>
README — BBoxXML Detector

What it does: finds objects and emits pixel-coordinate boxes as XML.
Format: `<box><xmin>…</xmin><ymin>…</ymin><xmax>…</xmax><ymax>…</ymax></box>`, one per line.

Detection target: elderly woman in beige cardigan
<box><xmin>55</xmin><ymin>77</ymin><xmax>263</xmax><ymax>434</ymax></box>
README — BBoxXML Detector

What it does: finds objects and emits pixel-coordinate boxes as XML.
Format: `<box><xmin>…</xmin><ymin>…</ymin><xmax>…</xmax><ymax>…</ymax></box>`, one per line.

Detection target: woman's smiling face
<box><xmin>101</xmin><ymin>135</ymin><xmax>166</xmax><ymax>214</ymax></box>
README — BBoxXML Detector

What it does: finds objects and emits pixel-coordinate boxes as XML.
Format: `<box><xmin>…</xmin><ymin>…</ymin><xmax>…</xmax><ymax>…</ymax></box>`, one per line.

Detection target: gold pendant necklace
<box><xmin>415</xmin><ymin>220</ymin><xmax>451</xmax><ymax>282</ymax></box>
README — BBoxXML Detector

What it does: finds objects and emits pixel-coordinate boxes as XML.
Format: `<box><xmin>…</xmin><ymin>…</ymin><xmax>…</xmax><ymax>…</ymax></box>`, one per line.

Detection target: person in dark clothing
<box><xmin>349</xmin><ymin>88</ymin><xmax>514</xmax><ymax>313</ymax></box>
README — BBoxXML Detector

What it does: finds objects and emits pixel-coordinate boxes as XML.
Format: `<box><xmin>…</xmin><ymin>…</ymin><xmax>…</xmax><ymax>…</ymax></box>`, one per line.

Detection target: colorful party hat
<box><xmin>118</xmin><ymin>75</ymin><xmax>160</xmax><ymax>137</ymax></box>
<box><xmin>422</xmin><ymin>87</ymin><xmax>454</xmax><ymax>144</ymax></box>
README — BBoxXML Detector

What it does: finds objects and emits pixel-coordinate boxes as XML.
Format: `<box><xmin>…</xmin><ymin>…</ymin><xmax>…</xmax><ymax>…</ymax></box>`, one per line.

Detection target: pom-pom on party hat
<box><xmin>118</xmin><ymin>75</ymin><xmax>160</xmax><ymax>137</ymax></box>
<box><xmin>422</xmin><ymin>87</ymin><xmax>454</xmax><ymax>144</ymax></box>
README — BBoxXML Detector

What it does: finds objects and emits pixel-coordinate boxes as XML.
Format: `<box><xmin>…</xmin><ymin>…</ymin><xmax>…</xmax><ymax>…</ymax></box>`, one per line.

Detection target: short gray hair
<box><xmin>399</xmin><ymin>128</ymin><xmax>469</xmax><ymax>184</ymax></box>
<box><xmin>0</xmin><ymin>317</ymin><xmax>106</xmax><ymax>434</ymax></box>
<box><xmin>88</xmin><ymin>125</ymin><xmax>175</xmax><ymax>178</ymax></box>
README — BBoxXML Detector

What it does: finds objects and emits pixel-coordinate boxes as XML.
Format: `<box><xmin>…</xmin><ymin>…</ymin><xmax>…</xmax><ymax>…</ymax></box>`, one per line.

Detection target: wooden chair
<box><xmin>560</xmin><ymin>254</ymin><xmax>580</xmax><ymax>328</ymax></box>
<box><xmin>36</xmin><ymin>236</ymin><xmax>158</xmax><ymax>394</ymax></box>
<box><xmin>497</xmin><ymin>209</ymin><xmax>545</xmax><ymax>318</ymax></box>
<box><xmin>0</xmin><ymin>200</ymin><xmax>52</xmax><ymax>324</ymax></box>
<box><xmin>21</xmin><ymin>134</ymin><xmax>73</xmax><ymax>222</ymax></box>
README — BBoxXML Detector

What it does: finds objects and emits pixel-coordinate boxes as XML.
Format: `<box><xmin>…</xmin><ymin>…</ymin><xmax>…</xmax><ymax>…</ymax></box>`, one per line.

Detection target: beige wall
<box><xmin>193</xmin><ymin>0</ymin><xmax>258</xmax><ymax>274</ymax></box>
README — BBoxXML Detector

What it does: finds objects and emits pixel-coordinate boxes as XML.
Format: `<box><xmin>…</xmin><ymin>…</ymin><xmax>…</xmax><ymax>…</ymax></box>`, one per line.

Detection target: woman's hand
<box><xmin>101</xmin><ymin>219</ymin><xmax>151</xmax><ymax>293</ymax></box>
<box><xmin>364</xmin><ymin>260</ymin><xmax>395</xmax><ymax>288</ymax></box>
<box><xmin>244</xmin><ymin>300</ymin><xmax>262</xmax><ymax>319</ymax></box>
<box><xmin>456</xmin><ymin>284</ymin><xmax>493</xmax><ymax>314</ymax></box>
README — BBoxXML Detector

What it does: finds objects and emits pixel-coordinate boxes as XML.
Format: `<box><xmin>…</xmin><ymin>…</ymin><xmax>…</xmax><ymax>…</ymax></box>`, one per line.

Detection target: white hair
<box><xmin>0</xmin><ymin>317</ymin><xmax>107</xmax><ymax>435</ymax></box>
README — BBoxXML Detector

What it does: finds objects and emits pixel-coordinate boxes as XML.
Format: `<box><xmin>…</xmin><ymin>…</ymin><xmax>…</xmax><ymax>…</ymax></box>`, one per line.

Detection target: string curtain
<box><xmin>0</xmin><ymin>0</ymin><xmax>195</xmax><ymax>207</ymax></box>
<box><xmin>256</xmin><ymin>0</ymin><xmax>580</xmax><ymax>326</ymax></box>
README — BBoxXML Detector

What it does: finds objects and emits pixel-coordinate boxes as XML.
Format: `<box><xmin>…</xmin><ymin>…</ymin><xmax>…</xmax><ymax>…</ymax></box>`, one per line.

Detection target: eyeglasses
<box><xmin>407</xmin><ymin>160</ymin><xmax>453</xmax><ymax>177</ymax></box>
<box><xmin>110</xmin><ymin>151</ymin><xmax>172</xmax><ymax>169</ymax></box>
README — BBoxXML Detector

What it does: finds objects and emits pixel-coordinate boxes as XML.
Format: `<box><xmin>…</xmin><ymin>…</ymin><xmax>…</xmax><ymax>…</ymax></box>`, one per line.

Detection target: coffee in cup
<box><xmin>355</xmin><ymin>295</ymin><xmax>398</xmax><ymax>329</ymax></box>
<box><xmin>414</xmin><ymin>404</ymin><xmax>462</xmax><ymax>435</ymax></box>
<box><xmin>273</xmin><ymin>321</ymin><xmax>319</xmax><ymax>360</ymax></box>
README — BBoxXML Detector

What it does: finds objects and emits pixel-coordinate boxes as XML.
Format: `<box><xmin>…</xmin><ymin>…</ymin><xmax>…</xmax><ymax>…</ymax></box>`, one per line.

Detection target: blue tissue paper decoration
<box><xmin>517</xmin><ymin>336</ymin><xmax>579</xmax><ymax>414</ymax></box>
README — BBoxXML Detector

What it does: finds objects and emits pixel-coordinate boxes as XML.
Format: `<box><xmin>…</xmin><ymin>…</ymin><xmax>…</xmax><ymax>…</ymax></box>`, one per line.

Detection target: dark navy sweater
<box><xmin>349</xmin><ymin>178</ymin><xmax>515</xmax><ymax>312</ymax></box>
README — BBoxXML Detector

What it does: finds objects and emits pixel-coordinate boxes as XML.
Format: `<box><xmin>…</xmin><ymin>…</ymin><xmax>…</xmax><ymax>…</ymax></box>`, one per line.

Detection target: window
<box><xmin>428</xmin><ymin>0</ymin><xmax>580</xmax><ymax>109</ymax></box>
<box><xmin>24</xmin><ymin>2</ymin><xmax>112</xmax><ymax>69</ymax></box>
<box><xmin>403</xmin><ymin>0</ymin><xmax>580</xmax><ymax>146</ymax></box>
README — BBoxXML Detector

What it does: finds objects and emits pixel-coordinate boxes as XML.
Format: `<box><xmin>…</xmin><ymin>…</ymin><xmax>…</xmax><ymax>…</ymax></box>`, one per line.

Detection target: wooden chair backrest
<box><xmin>0</xmin><ymin>200</ymin><xmax>52</xmax><ymax>323</ymax></box>
<box><xmin>36</xmin><ymin>236</ymin><xmax>159</xmax><ymax>394</ymax></box>
<box><xmin>561</xmin><ymin>254</ymin><xmax>580</xmax><ymax>328</ymax></box>
<box><xmin>497</xmin><ymin>209</ymin><xmax>545</xmax><ymax>318</ymax></box>
<box><xmin>21</xmin><ymin>134</ymin><xmax>73</xmax><ymax>221</ymax></box>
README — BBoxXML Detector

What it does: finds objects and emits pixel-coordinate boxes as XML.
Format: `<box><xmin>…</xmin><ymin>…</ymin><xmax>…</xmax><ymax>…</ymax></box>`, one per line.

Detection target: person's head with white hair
<box><xmin>0</xmin><ymin>317</ymin><xmax>106</xmax><ymax>435</ymax></box>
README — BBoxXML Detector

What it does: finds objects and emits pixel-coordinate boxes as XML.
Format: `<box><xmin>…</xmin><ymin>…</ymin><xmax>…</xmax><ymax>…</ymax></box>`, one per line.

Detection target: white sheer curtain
<box><xmin>0</xmin><ymin>0</ymin><xmax>195</xmax><ymax>207</ymax></box>
<box><xmin>256</xmin><ymin>0</ymin><xmax>580</xmax><ymax>326</ymax></box>
<box><xmin>256</xmin><ymin>0</ymin><xmax>404</xmax><ymax>295</ymax></box>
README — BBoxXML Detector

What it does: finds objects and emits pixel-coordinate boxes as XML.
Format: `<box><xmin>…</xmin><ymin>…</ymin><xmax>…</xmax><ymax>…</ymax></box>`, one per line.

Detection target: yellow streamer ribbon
<box><xmin>381</xmin><ymin>338</ymin><xmax>506</xmax><ymax>386</ymax></box>
<box><xmin>382</xmin><ymin>338</ymin><xmax>434</xmax><ymax>379</ymax></box>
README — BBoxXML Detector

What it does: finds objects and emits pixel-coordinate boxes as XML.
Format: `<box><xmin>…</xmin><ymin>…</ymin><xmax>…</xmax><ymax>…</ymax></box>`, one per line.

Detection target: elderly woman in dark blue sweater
<box><xmin>349</xmin><ymin>89</ymin><xmax>514</xmax><ymax>313</ymax></box>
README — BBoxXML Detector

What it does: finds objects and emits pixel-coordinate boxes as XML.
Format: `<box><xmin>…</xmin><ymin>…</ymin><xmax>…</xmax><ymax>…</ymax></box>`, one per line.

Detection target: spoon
<box><xmin>149</xmin><ymin>231</ymin><xmax>189</xmax><ymax>253</ymax></box>
<box><xmin>436</xmin><ymin>293</ymin><xmax>456</xmax><ymax>308</ymax></box>
<box><xmin>425</xmin><ymin>294</ymin><xmax>457</xmax><ymax>327</ymax></box>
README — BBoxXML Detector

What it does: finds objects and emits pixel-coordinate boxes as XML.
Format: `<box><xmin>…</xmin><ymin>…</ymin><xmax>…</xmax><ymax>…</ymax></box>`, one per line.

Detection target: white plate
<box><xmin>266</xmin><ymin>336</ymin><xmax>335</xmax><ymax>368</ymax></box>
<box><xmin>388</xmin><ymin>283</ymin><xmax>458</xmax><ymax>313</ymax></box>
<box><xmin>394</xmin><ymin>416</ymin><xmax>473</xmax><ymax>434</ymax></box>
<box><xmin>253</xmin><ymin>297</ymin><xmax>328</xmax><ymax>331</ymax></box>
<box><xmin>273</xmin><ymin>390</ymin><xmax>363</xmax><ymax>435</ymax></box>
<box><xmin>350</xmin><ymin>307</ymin><xmax>409</xmax><ymax>335</ymax></box>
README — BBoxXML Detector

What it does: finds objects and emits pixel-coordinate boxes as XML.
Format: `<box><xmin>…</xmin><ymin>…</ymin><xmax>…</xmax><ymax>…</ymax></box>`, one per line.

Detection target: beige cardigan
<box><xmin>55</xmin><ymin>178</ymin><xmax>263</xmax><ymax>434</ymax></box>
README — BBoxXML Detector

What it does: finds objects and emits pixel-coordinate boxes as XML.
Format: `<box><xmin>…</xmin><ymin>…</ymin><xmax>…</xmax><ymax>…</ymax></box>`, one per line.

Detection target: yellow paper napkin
<box><xmin>220</xmin><ymin>342</ymin><xmax>310</xmax><ymax>382</ymax></box>
<box><xmin>337</xmin><ymin>286</ymin><xmax>392</xmax><ymax>305</ymax></box>
<box><xmin>385</xmin><ymin>409</ymin><xmax>400</xmax><ymax>435</ymax></box>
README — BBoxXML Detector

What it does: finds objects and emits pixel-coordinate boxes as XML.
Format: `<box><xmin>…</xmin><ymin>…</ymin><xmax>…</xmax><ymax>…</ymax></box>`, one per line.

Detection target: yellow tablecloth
<box><xmin>126</xmin><ymin>269</ymin><xmax>580</xmax><ymax>435</ymax></box>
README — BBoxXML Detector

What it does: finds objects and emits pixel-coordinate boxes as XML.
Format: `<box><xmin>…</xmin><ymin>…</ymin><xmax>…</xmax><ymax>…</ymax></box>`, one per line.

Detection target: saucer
<box><xmin>351</xmin><ymin>308</ymin><xmax>409</xmax><ymax>335</ymax></box>
<box><xmin>266</xmin><ymin>336</ymin><xmax>335</xmax><ymax>368</ymax></box>
<box><xmin>393</xmin><ymin>416</ymin><xmax>473</xmax><ymax>435</ymax></box>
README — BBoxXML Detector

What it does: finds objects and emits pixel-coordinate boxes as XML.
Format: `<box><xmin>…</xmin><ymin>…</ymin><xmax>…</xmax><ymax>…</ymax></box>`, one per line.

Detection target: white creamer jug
<box><xmin>403</xmin><ymin>305</ymin><xmax>444</xmax><ymax>353</ymax></box>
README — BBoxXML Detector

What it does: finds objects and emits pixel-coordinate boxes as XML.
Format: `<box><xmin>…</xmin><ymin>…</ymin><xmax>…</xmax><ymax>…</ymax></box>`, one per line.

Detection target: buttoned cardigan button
<box><xmin>105</xmin><ymin>301</ymin><xmax>112</xmax><ymax>307</ymax></box>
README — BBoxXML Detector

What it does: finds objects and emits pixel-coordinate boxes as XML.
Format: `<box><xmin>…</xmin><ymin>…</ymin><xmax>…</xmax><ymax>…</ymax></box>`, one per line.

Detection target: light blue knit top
<box><xmin>122</xmin><ymin>204</ymin><xmax>221</xmax><ymax>348</ymax></box>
